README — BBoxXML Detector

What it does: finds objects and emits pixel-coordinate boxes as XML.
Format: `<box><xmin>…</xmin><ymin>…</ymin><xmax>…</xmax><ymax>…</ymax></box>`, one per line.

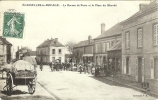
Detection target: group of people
<box><xmin>47</xmin><ymin>62</ymin><xmax>72</xmax><ymax>72</ymax></box>
<box><xmin>77</xmin><ymin>61</ymin><xmax>120</xmax><ymax>77</ymax></box>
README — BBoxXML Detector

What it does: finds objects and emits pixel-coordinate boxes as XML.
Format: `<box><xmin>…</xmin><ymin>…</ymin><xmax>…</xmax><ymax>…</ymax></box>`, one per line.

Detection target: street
<box><xmin>0</xmin><ymin>65</ymin><xmax>156</xmax><ymax>100</ymax></box>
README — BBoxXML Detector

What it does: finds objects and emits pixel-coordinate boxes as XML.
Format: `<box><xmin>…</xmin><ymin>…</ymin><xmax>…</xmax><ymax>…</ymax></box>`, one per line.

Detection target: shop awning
<box><xmin>107</xmin><ymin>40</ymin><xmax>121</xmax><ymax>51</ymax></box>
<box><xmin>82</xmin><ymin>54</ymin><xmax>93</xmax><ymax>57</ymax></box>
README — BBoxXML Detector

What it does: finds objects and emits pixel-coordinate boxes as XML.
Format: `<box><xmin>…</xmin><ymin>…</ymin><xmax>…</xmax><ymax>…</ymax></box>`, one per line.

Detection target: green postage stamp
<box><xmin>2</xmin><ymin>12</ymin><xmax>25</xmax><ymax>38</ymax></box>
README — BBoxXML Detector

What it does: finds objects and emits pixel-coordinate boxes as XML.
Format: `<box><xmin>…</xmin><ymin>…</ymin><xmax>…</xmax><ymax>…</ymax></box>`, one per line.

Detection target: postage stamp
<box><xmin>2</xmin><ymin>12</ymin><xmax>25</xmax><ymax>38</ymax></box>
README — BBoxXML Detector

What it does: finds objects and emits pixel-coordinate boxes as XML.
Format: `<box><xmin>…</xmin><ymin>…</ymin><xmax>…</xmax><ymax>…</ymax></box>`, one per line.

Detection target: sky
<box><xmin>0</xmin><ymin>1</ymin><xmax>150</xmax><ymax>58</ymax></box>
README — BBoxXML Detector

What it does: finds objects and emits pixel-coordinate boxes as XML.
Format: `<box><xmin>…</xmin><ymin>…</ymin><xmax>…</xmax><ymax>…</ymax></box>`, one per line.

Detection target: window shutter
<box><xmin>151</xmin><ymin>58</ymin><xmax>154</xmax><ymax>79</ymax></box>
<box><xmin>136</xmin><ymin>58</ymin><xmax>138</xmax><ymax>81</ymax></box>
<box><xmin>129</xmin><ymin>58</ymin><xmax>131</xmax><ymax>75</ymax></box>
<box><xmin>142</xmin><ymin>58</ymin><xmax>145</xmax><ymax>82</ymax></box>
<box><xmin>124</xmin><ymin>58</ymin><xmax>126</xmax><ymax>74</ymax></box>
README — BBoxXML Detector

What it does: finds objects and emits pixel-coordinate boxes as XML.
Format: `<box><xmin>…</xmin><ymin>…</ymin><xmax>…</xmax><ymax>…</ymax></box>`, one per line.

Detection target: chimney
<box><xmin>55</xmin><ymin>38</ymin><xmax>58</xmax><ymax>42</ymax></box>
<box><xmin>101</xmin><ymin>23</ymin><xmax>105</xmax><ymax>34</ymax></box>
<box><xmin>88</xmin><ymin>35</ymin><xmax>92</xmax><ymax>44</ymax></box>
<box><xmin>139</xmin><ymin>3</ymin><xmax>148</xmax><ymax>10</ymax></box>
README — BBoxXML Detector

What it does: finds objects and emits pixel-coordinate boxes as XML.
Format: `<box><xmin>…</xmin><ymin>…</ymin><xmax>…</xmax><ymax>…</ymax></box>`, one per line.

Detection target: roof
<box><xmin>37</xmin><ymin>39</ymin><xmax>64</xmax><ymax>48</ymax></box>
<box><xmin>30</xmin><ymin>51</ymin><xmax>36</xmax><ymax>56</ymax></box>
<box><xmin>74</xmin><ymin>39</ymin><xmax>94</xmax><ymax>48</ymax></box>
<box><xmin>95</xmin><ymin>23</ymin><xmax>122</xmax><ymax>40</ymax></box>
<box><xmin>107</xmin><ymin>40</ymin><xmax>122</xmax><ymax>51</ymax></box>
<box><xmin>122</xmin><ymin>1</ymin><xmax>158</xmax><ymax>24</ymax></box>
<box><xmin>0</xmin><ymin>36</ymin><xmax>12</xmax><ymax>45</ymax></box>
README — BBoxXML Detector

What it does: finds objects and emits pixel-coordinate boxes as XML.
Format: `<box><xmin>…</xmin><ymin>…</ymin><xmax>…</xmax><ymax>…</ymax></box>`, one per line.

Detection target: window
<box><xmin>154</xmin><ymin>58</ymin><xmax>158</xmax><ymax>79</ymax></box>
<box><xmin>99</xmin><ymin>43</ymin><xmax>101</xmax><ymax>53</ymax></box>
<box><xmin>59</xmin><ymin>49</ymin><xmax>62</xmax><ymax>54</ymax></box>
<box><xmin>95</xmin><ymin>43</ymin><xmax>98</xmax><ymax>53</ymax></box>
<box><xmin>52</xmin><ymin>49</ymin><xmax>55</xmax><ymax>54</ymax></box>
<box><xmin>138</xmin><ymin>28</ymin><xmax>143</xmax><ymax>47</ymax></box>
<box><xmin>125</xmin><ymin>32</ymin><xmax>130</xmax><ymax>49</ymax></box>
<box><xmin>107</xmin><ymin>42</ymin><xmax>110</xmax><ymax>50</ymax></box>
<box><xmin>102</xmin><ymin>42</ymin><xmax>105</xmax><ymax>53</ymax></box>
<box><xmin>153</xmin><ymin>24</ymin><xmax>158</xmax><ymax>46</ymax></box>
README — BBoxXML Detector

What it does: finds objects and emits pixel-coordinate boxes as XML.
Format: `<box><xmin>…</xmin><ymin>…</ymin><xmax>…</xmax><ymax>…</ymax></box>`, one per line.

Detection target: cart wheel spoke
<box><xmin>28</xmin><ymin>84</ymin><xmax>35</xmax><ymax>94</ymax></box>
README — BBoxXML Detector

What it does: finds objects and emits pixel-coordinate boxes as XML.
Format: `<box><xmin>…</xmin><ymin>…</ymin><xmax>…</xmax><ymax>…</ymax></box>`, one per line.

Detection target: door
<box><xmin>126</xmin><ymin>58</ymin><xmax>129</xmax><ymax>74</ymax></box>
<box><xmin>138</xmin><ymin>58</ymin><xmax>142</xmax><ymax>83</ymax></box>
<box><xmin>154</xmin><ymin>58</ymin><xmax>158</xmax><ymax>79</ymax></box>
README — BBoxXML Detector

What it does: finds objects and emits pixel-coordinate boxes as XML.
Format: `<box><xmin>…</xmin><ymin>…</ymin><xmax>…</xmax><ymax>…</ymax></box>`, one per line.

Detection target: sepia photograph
<box><xmin>0</xmin><ymin>0</ymin><xmax>158</xmax><ymax>100</ymax></box>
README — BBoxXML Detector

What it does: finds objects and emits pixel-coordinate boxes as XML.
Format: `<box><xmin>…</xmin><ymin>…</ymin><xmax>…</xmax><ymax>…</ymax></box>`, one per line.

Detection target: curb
<box><xmin>37</xmin><ymin>81</ymin><xmax>62</xmax><ymax>100</ymax></box>
<box><xmin>103</xmin><ymin>77</ymin><xmax>158</xmax><ymax>98</ymax></box>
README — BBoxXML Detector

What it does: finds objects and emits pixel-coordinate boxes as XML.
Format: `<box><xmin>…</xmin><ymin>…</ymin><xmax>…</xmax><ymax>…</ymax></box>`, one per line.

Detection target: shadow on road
<box><xmin>89</xmin><ymin>76</ymin><xmax>132</xmax><ymax>88</ymax></box>
<box><xmin>0</xmin><ymin>95</ymin><xmax>55</xmax><ymax>100</ymax></box>
<box><xmin>89</xmin><ymin>76</ymin><xmax>158</xmax><ymax>98</ymax></box>
<box><xmin>1</xmin><ymin>90</ymin><xmax>27</xmax><ymax>96</ymax></box>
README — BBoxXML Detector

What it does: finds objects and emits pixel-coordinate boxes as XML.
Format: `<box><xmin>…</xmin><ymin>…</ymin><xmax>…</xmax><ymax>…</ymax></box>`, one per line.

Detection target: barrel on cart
<box><xmin>3</xmin><ymin>60</ymin><xmax>37</xmax><ymax>95</ymax></box>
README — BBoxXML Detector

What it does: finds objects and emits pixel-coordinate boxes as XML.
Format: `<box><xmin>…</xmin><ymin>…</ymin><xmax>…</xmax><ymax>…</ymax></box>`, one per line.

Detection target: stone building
<box><xmin>0</xmin><ymin>36</ymin><xmax>12</xmax><ymax>64</ymax></box>
<box><xmin>73</xmin><ymin>35</ymin><xmax>94</xmax><ymax>64</ymax></box>
<box><xmin>94</xmin><ymin>23</ymin><xmax>122</xmax><ymax>68</ymax></box>
<box><xmin>121</xmin><ymin>1</ymin><xmax>158</xmax><ymax>93</ymax></box>
<box><xmin>36</xmin><ymin>38</ymin><xmax>66</xmax><ymax>64</ymax></box>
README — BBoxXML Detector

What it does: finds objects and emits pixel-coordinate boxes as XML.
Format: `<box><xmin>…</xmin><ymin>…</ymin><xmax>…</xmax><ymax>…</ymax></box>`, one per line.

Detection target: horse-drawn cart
<box><xmin>3</xmin><ymin>60</ymin><xmax>37</xmax><ymax>95</ymax></box>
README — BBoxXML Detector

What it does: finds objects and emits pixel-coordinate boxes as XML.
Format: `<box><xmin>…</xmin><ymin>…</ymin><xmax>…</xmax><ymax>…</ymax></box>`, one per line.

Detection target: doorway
<box><xmin>138</xmin><ymin>58</ymin><xmax>142</xmax><ymax>83</ymax></box>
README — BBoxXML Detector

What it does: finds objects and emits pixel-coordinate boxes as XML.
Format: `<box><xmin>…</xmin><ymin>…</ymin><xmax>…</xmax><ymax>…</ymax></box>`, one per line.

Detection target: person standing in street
<box><xmin>49</xmin><ymin>62</ymin><xmax>53</xmax><ymax>71</ymax></box>
<box><xmin>40</xmin><ymin>62</ymin><xmax>43</xmax><ymax>71</ymax></box>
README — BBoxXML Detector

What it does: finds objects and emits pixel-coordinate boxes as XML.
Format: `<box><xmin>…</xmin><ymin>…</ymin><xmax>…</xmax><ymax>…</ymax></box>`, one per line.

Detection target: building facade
<box><xmin>73</xmin><ymin>35</ymin><xmax>94</xmax><ymax>64</ymax></box>
<box><xmin>0</xmin><ymin>36</ymin><xmax>12</xmax><ymax>65</ymax></box>
<box><xmin>36</xmin><ymin>38</ymin><xmax>66</xmax><ymax>64</ymax></box>
<box><xmin>94</xmin><ymin>23</ymin><xmax>122</xmax><ymax>68</ymax></box>
<box><xmin>121</xmin><ymin>1</ymin><xmax>158</xmax><ymax>93</ymax></box>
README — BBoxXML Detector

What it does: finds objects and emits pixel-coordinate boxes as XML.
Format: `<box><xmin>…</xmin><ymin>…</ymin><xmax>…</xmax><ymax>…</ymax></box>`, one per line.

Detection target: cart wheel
<box><xmin>28</xmin><ymin>78</ymin><xmax>36</xmax><ymax>94</ymax></box>
<box><xmin>6</xmin><ymin>73</ymin><xmax>13</xmax><ymax>95</ymax></box>
<box><xmin>28</xmin><ymin>84</ymin><xmax>35</xmax><ymax>94</ymax></box>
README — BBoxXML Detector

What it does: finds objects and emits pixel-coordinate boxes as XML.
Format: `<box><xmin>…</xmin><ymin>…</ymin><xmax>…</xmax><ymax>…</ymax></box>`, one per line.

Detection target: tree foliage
<box><xmin>72</xmin><ymin>49</ymin><xmax>83</xmax><ymax>64</ymax></box>
<box><xmin>65</xmin><ymin>40</ymin><xmax>77</xmax><ymax>54</ymax></box>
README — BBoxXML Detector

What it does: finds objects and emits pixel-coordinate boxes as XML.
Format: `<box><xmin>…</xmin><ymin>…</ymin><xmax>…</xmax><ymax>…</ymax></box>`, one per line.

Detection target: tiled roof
<box><xmin>0</xmin><ymin>36</ymin><xmax>12</xmax><ymax>45</ymax></box>
<box><xmin>74</xmin><ymin>39</ymin><xmax>94</xmax><ymax>48</ymax></box>
<box><xmin>107</xmin><ymin>40</ymin><xmax>122</xmax><ymax>51</ymax></box>
<box><xmin>94</xmin><ymin>23</ymin><xmax>122</xmax><ymax>40</ymax></box>
<box><xmin>122</xmin><ymin>1</ymin><xmax>158</xmax><ymax>24</ymax></box>
<box><xmin>37</xmin><ymin>39</ymin><xmax>64</xmax><ymax>48</ymax></box>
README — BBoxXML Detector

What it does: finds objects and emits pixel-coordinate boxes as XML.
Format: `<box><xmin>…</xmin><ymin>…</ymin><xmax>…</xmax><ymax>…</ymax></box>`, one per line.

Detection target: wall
<box><xmin>49</xmin><ymin>46</ymin><xmax>66</xmax><ymax>63</ymax></box>
<box><xmin>122</xmin><ymin>9</ymin><xmax>158</xmax><ymax>82</ymax></box>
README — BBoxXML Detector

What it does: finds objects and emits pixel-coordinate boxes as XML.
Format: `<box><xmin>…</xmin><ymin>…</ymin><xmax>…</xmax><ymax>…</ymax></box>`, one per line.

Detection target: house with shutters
<box><xmin>73</xmin><ymin>35</ymin><xmax>94</xmax><ymax>64</ymax></box>
<box><xmin>36</xmin><ymin>38</ymin><xmax>67</xmax><ymax>64</ymax></box>
<box><xmin>121</xmin><ymin>1</ymin><xmax>158</xmax><ymax>93</ymax></box>
<box><xmin>94</xmin><ymin>23</ymin><xmax>122</xmax><ymax>71</ymax></box>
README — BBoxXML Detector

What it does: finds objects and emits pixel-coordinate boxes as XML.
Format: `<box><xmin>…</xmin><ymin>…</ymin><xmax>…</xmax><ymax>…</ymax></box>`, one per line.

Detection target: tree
<box><xmin>72</xmin><ymin>49</ymin><xmax>83</xmax><ymax>64</ymax></box>
<box><xmin>65</xmin><ymin>40</ymin><xmax>77</xmax><ymax>54</ymax></box>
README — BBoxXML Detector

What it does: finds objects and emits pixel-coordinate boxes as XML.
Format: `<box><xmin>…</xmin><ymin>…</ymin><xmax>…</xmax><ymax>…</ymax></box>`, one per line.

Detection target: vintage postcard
<box><xmin>0</xmin><ymin>0</ymin><xmax>158</xmax><ymax>100</ymax></box>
